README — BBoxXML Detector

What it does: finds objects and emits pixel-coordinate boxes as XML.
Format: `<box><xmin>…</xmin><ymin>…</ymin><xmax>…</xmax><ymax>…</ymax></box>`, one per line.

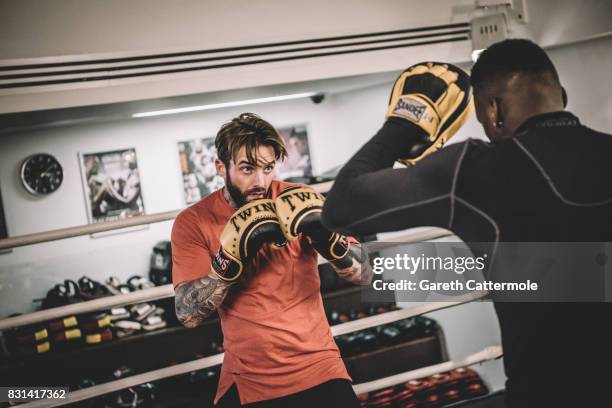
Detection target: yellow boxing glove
<box><xmin>275</xmin><ymin>186</ymin><xmax>352</xmax><ymax>267</ymax></box>
<box><xmin>211</xmin><ymin>199</ymin><xmax>286</xmax><ymax>282</ymax></box>
<box><xmin>385</xmin><ymin>62</ymin><xmax>474</xmax><ymax>166</ymax></box>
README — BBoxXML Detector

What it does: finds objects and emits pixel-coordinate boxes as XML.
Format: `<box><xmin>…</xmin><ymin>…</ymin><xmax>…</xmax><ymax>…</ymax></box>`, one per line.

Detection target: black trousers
<box><xmin>216</xmin><ymin>379</ymin><xmax>360</xmax><ymax>408</ymax></box>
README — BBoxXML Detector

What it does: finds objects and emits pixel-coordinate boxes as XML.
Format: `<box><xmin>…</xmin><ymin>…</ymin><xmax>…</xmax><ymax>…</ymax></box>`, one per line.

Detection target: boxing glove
<box><xmin>275</xmin><ymin>186</ymin><xmax>356</xmax><ymax>268</ymax></box>
<box><xmin>385</xmin><ymin>62</ymin><xmax>473</xmax><ymax>166</ymax></box>
<box><xmin>210</xmin><ymin>199</ymin><xmax>286</xmax><ymax>282</ymax></box>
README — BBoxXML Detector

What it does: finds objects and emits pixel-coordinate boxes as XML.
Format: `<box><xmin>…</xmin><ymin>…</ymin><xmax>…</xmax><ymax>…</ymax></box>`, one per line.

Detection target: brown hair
<box><xmin>215</xmin><ymin>113</ymin><xmax>288</xmax><ymax>167</ymax></box>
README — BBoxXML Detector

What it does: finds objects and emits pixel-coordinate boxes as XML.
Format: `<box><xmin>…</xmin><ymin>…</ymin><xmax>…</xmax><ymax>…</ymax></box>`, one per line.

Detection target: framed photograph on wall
<box><xmin>276</xmin><ymin>124</ymin><xmax>312</xmax><ymax>180</ymax></box>
<box><xmin>178</xmin><ymin>137</ymin><xmax>225</xmax><ymax>205</ymax></box>
<box><xmin>79</xmin><ymin>148</ymin><xmax>145</xmax><ymax>224</ymax></box>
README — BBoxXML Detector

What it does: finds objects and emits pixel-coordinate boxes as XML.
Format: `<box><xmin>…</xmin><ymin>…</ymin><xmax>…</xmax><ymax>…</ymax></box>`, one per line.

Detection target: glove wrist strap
<box><xmin>211</xmin><ymin>250</ymin><xmax>242</xmax><ymax>282</ymax></box>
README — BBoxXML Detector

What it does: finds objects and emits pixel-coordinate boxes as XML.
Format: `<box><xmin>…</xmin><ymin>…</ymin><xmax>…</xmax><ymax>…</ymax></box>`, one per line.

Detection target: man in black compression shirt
<box><xmin>322</xmin><ymin>39</ymin><xmax>611</xmax><ymax>407</ymax></box>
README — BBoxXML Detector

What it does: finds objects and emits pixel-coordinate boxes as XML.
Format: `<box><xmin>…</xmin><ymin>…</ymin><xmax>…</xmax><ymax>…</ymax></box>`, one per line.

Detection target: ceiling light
<box><xmin>132</xmin><ymin>92</ymin><xmax>319</xmax><ymax>118</ymax></box>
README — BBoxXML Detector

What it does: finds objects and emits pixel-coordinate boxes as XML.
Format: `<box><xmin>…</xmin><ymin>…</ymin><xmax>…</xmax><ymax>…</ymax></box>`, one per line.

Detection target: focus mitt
<box><xmin>385</xmin><ymin>62</ymin><xmax>473</xmax><ymax>165</ymax></box>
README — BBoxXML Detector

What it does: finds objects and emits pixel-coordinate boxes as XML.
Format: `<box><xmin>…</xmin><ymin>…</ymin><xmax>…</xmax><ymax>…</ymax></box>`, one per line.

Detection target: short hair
<box><xmin>471</xmin><ymin>39</ymin><xmax>560</xmax><ymax>93</ymax></box>
<box><xmin>215</xmin><ymin>113</ymin><xmax>287</xmax><ymax>167</ymax></box>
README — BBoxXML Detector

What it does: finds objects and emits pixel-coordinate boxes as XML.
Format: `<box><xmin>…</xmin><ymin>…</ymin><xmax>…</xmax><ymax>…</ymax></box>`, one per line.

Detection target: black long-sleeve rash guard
<box><xmin>322</xmin><ymin>111</ymin><xmax>612</xmax><ymax>406</ymax></box>
<box><xmin>323</xmin><ymin>112</ymin><xmax>612</xmax><ymax>242</ymax></box>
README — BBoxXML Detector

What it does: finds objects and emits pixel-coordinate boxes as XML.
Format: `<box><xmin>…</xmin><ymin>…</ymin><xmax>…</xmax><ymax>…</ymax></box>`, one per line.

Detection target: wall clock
<box><xmin>20</xmin><ymin>153</ymin><xmax>63</xmax><ymax>196</ymax></box>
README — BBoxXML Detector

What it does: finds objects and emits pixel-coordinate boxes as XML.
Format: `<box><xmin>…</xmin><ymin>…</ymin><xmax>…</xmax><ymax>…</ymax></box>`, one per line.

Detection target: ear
<box><xmin>561</xmin><ymin>86</ymin><xmax>568</xmax><ymax>108</ymax></box>
<box><xmin>215</xmin><ymin>159</ymin><xmax>226</xmax><ymax>179</ymax></box>
<box><xmin>489</xmin><ymin>97</ymin><xmax>500</xmax><ymax>128</ymax></box>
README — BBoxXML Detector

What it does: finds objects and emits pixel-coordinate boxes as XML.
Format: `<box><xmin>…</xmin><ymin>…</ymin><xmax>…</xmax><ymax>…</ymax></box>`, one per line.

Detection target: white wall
<box><xmin>551</xmin><ymin>36</ymin><xmax>612</xmax><ymax>132</ymax></box>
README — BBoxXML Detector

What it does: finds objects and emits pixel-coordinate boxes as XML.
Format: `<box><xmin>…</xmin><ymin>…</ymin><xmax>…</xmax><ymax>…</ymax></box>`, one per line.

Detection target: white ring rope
<box><xmin>0</xmin><ymin>183</ymin><xmax>333</xmax><ymax>251</ymax></box>
<box><xmin>0</xmin><ymin>211</ymin><xmax>179</xmax><ymax>251</ymax></box>
<box><xmin>353</xmin><ymin>345</ymin><xmax>503</xmax><ymax>395</ymax></box>
<box><xmin>331</xmin><ymin>291</ymin><xmax>487</xmax><ymax>337</ymax></box>
<box><xmin>0</xmin><ymin>285</ymin><xmax>174</xmax><ymax>331</ymax></box>
<box><xmin>16</xmin><ymin>353</ymin><xmax>225</xmax><ymax>408</ymax></box>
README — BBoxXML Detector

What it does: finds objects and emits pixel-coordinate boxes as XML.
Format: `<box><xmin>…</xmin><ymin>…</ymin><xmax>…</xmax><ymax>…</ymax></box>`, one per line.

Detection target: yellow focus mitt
<box><xmin>385</xmin><ymin>62</ymin><xmax>474</xmax><ymax>166</ymax></box>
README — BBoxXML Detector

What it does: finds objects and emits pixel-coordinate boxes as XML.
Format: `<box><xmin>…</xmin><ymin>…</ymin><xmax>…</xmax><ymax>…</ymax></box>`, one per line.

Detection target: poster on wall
<box><xmin>276</xmin><ymin>124</ymin><xmax>312</xmax><ymax>180</ymax></box>
<box><xmin>79</xmin><ymin>148</ymin><xmax>145</xmax><ymax>224</ymax></box>
<box><xmin>178</xmin><ymin>137</ymin><xmax>225</xmax><ymax>205</ymax></box>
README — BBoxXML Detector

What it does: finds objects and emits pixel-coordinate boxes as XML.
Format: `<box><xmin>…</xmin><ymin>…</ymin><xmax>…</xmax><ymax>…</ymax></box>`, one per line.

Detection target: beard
<box><xmin>225</xmin><ymin>172</ymin><xmax>267</xmax><ymax>208</ymax></box>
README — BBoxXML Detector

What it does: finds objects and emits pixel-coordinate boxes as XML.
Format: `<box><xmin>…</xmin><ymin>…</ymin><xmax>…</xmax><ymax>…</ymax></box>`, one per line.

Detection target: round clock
<box><xmin>20</xmin><ymin>153</ymin><xmax>64</xmax><ymax>196</ymax></box>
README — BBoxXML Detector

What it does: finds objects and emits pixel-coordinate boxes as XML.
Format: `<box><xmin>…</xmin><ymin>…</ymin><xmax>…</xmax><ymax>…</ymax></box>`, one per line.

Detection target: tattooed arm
<box><xmin>330</xmin><ymin>246</ymin><xmax>374</xmax><ymax>286</ymax></box>
<box><xmin>174</xmin><ymin>274</ymin><xmax>232</xmax><ymax>328</ymax></box>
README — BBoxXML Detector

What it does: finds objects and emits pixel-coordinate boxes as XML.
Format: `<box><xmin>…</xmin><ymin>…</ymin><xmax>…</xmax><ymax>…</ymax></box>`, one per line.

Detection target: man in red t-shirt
<box><xmin>172</xmin><ymin>113</ymin><xmax>372</xmax><ymax>407</ymax></box>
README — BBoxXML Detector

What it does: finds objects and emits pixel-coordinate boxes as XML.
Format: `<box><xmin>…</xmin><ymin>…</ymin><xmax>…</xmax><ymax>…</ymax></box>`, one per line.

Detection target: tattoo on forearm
<box><xmin>174</xmin><ymin>276</ymin><xmax>231</xmax><ymax>328</ymax></box>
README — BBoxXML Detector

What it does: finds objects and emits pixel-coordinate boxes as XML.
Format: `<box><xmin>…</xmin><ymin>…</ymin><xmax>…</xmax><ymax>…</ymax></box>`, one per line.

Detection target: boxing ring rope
<box><xmin>352</xmin><ymin>346</ymin><xmax>503</xmax><ymax>395</ymax></box>
<box><xmin>0</xmin><ymin>210</ymin><xmax>179</xmax><ymax>251</ymax></box>
<box><xmin>0</xmin><ymin>182</ymin><xmax>333</xmax><ymax>252</ymax></box>
<box><xmin>0</xmin><ymin>226</ymin><xmax>452</xmax><ymax>331</ymax></box>
<box><xmin>15</xmin><ymin>291</ymin><xmax>491</xmax><ymax>408</ymax></box>
<box><xmin>330</xmin><ymin>291</ymin><xmax>487</xmax><ymax>337</ymax></box>
<box><xmin>0</xmin><ymin>285</ymin><xmax>174</xmax><ymax>331</ymax></box>
<box><xmin>19</xmin><ymin>346</ymin><xmax>502</xmax><ymax>408</ymax></box>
